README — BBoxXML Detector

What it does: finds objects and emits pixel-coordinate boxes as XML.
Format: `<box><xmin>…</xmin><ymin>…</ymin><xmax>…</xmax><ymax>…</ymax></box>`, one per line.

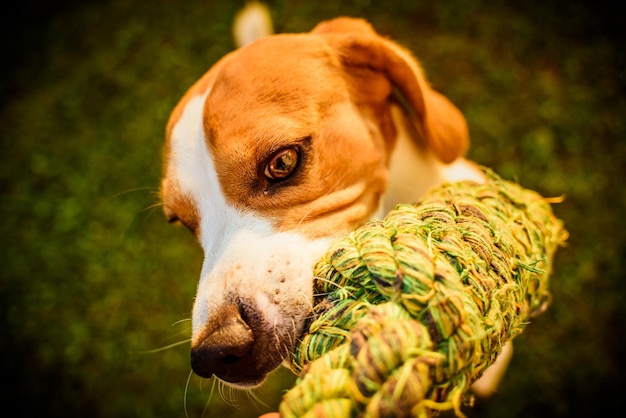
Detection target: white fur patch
<box><xmin>168</xmin><ymin>92</ymin><xmax>332</xmax><ymax>341</ymax></box>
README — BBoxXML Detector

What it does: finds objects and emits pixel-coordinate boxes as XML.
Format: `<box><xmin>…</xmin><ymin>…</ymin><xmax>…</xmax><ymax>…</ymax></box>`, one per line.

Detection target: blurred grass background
<box><xmin>1</xmin><ymin>0</ymin><xmax>624</xmax><ymax>417</ymax></box>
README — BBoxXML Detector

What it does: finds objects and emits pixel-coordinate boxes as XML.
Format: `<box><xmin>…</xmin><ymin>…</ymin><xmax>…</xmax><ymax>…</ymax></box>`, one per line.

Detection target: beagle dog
<box><xmin>160</xmin><ymin>15</ymin><xmax>510</xmax><ymax>395</ymax></box>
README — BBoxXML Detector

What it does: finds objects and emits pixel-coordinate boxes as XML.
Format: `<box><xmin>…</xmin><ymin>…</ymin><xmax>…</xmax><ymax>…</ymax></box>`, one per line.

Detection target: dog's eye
<box><xmin>264</xmin><ymin>147</ymin><xmax>299</xmax><ymax>180</ymax></box>
<box><xmin>166</xmin><ymin>214</ymin><xmax>184</xmax><ymax>228</ymax></box>
<box><xmin>166</xmin><ymin>213</ymin><xmax>196</xmax><ymax>234</ymax></box>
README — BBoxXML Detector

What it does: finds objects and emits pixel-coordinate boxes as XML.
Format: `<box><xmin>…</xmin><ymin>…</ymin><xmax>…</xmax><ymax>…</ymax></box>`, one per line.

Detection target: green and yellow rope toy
<box><xmin>279</xmin><ymin>168</ymin><xmax>567</xmax><ymax>418</ymax></box>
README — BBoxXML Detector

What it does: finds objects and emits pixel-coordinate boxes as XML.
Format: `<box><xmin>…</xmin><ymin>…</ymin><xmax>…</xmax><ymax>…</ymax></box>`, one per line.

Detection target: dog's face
<box><xmin>161</xmin><ymin>18</ymin><xmax>468</xmax><ymax>388</ymax></box>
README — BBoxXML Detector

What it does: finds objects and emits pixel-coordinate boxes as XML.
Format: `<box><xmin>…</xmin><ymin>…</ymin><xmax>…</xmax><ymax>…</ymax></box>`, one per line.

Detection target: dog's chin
<box><xmin>215</xmin><ymin>372</ymin><xmax>269</xmax><ymax>389</ymax></box>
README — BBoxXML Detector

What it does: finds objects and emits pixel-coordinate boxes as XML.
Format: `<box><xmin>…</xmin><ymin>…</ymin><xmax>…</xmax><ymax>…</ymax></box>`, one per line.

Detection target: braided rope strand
<box><xmin>281</xmin><ymin>168</ymin><xmax>567</xmax><ymax>417</ymax></box>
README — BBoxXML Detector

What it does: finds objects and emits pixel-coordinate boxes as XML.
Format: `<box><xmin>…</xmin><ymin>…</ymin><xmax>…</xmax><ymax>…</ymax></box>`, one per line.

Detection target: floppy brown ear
<box><xmin>320</xmin><ymin>28</ymin><xmax>469</xmax><ymax>163</ymax></box>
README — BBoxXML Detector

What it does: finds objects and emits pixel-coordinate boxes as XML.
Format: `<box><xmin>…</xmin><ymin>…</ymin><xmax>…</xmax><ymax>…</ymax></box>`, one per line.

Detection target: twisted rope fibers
<box><xmin>280</xmin><ymin>168</ymin><xmax>567</xmax><ymax>417</ymax></box>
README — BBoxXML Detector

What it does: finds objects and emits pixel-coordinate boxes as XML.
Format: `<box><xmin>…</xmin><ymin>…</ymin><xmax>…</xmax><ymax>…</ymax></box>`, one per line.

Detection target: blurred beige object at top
<box><xmin>233</xmin><ymin>1</ymin><xmax>274</xmax><ymax>47</ymax></box>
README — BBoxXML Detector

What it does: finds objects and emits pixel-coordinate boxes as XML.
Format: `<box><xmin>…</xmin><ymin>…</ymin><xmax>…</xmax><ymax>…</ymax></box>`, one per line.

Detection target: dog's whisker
<box><xmin>122</xmin><ymin>205</ymin><xmax>163</xmax><ymax>240</ymax></box>
<box><xmin>270</xmin><ymin>330</ymin><xmax>280</xmax><ymax>353</ymax></box>
<box><xmin>200</xmin><ymin>378</ymin><xmax>218</xmax><ymax>418</ymax></box>
<box><xmin>295</xmin><ymin>289</ymin><xmax>317</xmax><ymax>315</ymax></box>
<box><xmin>276</xmin><ymin>343</ymin><xmax>288</xmax><ymax>366</ymax></box>
<box><xmin>110</xmin><ymin>185</ymin><xmax>159</xmax><ymax>199</ymax></box>
<box><xmin>216</xmin><ymin>380</ymin><xmax>227</xmax><ymax>405</ymax></box>
<box><xmin>183</xmin><ymin>369</ymin><xmax>193</xmax><ymax>418</ymax></box>
<box><xmin>139</xmin><ymin>200</ymin><xmax>164</xmax><ymax>214</ymax></box>
<box><xmin>219</xmin><ymin>380</ymin><xmax>243</xmax><ymax>408</ymax></box>
<box><xmin>117</xmin><ymin>198</ymin><xmax>163</xmax><ymax>240</ymax></box>
<box><xmin>290</xmin><ymin>317</ymin><xmax>298</xmax><ymax>345</ymax></box>
<box><xmin>134</xmin><ymin>317</ymin><xmax>192</xmax><ymax>354</ymax></box>
<box><xmin>273</xmin><ymin>321</ymin><xmax>282</xmax><ymax>348</ymax></box>
<box><xmin>274</xmin><ymin>345</ymin><xmax>288</xmax><ymax>369</ymax></box>
<box><xmin>172</xmin><ymin>317</ymin><xmax>192</xmax><ymax>326</ymax></box>
<box><xmin>313</xmin><ymin>275</ymin><xmax>344</xmax><ymax>290</ymax></box>
<box><xmin>293</xmin><ymin>288</ymin><xmax>320</xmax><ymax>328</ymax></box>
<box><xmin>244</xmin><ymin>387</ymin><xmax>271</xmax><ymax>410</ymax></box>
<box><xmin>280</xmin><ymin>333</ymin><xmax>290</xmax><ymax>355</ymax></box>
<box><xmin>135</xmin><ymin>338</ymin><xmax>192</xmax><ymax>354</ymax></box>
<box><xmin>284</xmin><ymin>326</ymin><xmax>294</xmax><ymax>353</ymax></box>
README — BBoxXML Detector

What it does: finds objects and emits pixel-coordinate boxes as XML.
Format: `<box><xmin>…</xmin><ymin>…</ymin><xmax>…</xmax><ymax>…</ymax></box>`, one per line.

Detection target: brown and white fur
<box><xmin>161</xmin><ymin>8</ymin><xmax>511</xmax><ymax>397</ymax></box>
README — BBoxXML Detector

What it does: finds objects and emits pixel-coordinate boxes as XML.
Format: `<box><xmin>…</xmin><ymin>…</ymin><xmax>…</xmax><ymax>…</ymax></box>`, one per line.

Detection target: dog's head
<box><xmin>161</xmin><ymin>17</ymin><xmax>468</xmax><ymax>388</ymax></box>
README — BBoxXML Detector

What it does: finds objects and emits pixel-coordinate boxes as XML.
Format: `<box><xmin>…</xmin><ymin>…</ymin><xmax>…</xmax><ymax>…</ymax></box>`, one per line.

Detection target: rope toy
<box><xmin>279</xmin><ymin>168</ymin><xmax>567</xmax><ymax>418</ymax></box>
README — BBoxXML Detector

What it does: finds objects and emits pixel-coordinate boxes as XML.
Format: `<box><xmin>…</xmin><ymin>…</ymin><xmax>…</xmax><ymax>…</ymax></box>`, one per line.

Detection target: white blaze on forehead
<box><xmin>168</xmin><ymin>92</ymin><xmax>309</xmax><ymax>333</ymax></box>
<box><xmin>168</xmin><ymin>90</ymin><xmax>334</xmax><ymax>344</ymax></box>
<box><xmin>169</xmin><ymin>94</ymin><xmax>218</xmax><ymax>185</ymax></box>
<box><xmin>168</xmin><ymin>92</ymin><xmax>267</xmax><ymax>259</ymax></box>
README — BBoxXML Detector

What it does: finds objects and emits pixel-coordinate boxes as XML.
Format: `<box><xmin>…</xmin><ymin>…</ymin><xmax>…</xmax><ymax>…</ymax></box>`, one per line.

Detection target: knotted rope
<box><xmin>279</xmin><ymin>168</ymin><xmax>567</xmax><ymax>417</ymax></box>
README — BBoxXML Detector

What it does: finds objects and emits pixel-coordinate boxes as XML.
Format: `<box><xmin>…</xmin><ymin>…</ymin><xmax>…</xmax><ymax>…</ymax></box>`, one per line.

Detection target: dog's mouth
<box><xmin>190</xmin><ymin>301</ymin><xmax>302</xmax><ymax>388</ymax></box>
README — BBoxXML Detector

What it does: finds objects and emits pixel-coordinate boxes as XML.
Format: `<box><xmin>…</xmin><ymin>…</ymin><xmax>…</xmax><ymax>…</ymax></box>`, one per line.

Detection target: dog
<box><xmin>160</xmin><ymin>9</ymin><xmax>511</xmax><ymax>397</ymax></box>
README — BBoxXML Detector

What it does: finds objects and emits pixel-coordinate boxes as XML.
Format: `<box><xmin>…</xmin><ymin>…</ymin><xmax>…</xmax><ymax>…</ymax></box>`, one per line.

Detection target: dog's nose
<box><xmin>190</xmin><ymin>304</ymin><xmax>256</xmax><ymax>381</ymax></box>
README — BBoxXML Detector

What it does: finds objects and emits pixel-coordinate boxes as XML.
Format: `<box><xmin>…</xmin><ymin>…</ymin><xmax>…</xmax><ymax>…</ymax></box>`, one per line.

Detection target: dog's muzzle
<box><xmin>190</xmin><ymin>302</ymin><xmax>282</xmax><ymax>387</ymax></box>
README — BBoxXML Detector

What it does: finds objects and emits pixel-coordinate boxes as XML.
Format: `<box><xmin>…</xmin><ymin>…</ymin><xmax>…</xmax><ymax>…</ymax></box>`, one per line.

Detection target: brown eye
<box><xmin>264</xmin><ymin>147</ymin><xmax>299</xmax><ymax>180</ymax></box>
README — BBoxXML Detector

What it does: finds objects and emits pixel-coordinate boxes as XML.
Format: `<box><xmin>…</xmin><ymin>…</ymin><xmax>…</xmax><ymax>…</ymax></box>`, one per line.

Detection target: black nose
<box><xmin>190</xmin><ymin>304</ymin><xmax>256</xmax><ymax>382</ymax></box>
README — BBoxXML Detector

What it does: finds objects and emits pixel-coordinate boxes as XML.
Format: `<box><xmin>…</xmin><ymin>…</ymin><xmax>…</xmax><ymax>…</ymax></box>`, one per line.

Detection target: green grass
<box><xmin>1</xmin><ymin>0</ymin><xmax>624</xmax><ymax>417</ymax></box>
